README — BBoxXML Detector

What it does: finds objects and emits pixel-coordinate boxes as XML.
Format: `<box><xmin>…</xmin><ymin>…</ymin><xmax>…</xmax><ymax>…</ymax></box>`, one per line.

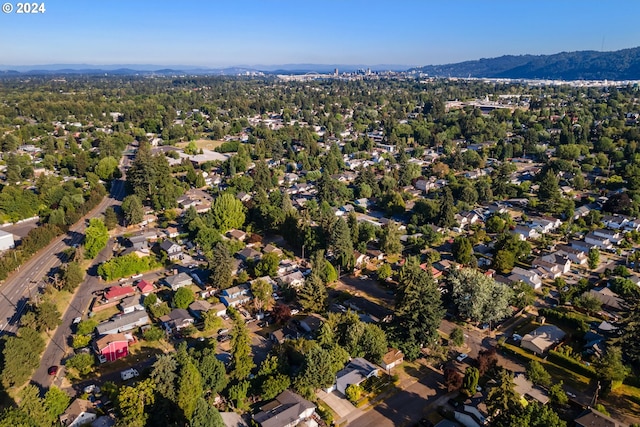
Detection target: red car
<box><xmin>48</xmin><ymin>366</ymin><xmax>59</xmax><ymax>376</ymax></box>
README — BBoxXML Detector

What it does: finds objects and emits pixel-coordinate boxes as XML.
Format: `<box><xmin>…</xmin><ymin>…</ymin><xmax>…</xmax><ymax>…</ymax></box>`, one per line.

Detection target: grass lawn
<box><xmin>50</xmin><ymin>290</ymin><xmax>74</xmax><ymax>316</ymax></box>
<box><xmin>90</xmin><ymin>306</ymin><xmax>120</xmax><ymax>324</ymax></box>
<box><xmin>605</xmin><ymin>384</ymin><xmax>640</xmax><ymax>423</ymax></box>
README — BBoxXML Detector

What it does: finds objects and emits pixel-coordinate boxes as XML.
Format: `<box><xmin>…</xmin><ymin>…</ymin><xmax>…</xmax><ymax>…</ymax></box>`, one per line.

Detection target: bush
<box><xmin>538</xmin><ymin>308</ymin><xmax>589</xmax><ymax>334</ymax></box>
<box><xmin>143</xmin><ymin>326</ymin><xmax>164</xmax><ymax>341</ymax></box>
<box><xmin>345</xmin><ymin>384</ymin><xmax>363</xmax><ymax>404</ymax></box>
<box><xmin>72</xmin><ymin>334</ymin><xmax>92</xmax><ymax>349</ymax></box>
<box><xmin>547</xmin><ymin>350</ymin><xmax>596</xmax><ymax>378</ymax></box>
<box><xmin>65</xmin><ymin>353</ymin><xmax>95</xmax><ymax>376</ymax></box>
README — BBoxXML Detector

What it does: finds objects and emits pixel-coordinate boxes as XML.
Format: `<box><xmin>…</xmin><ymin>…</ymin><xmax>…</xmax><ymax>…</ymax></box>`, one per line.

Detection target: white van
<box><xmin>120</xmin><ymin>368</ymin><xmax>139</xmax><ymax>381</ymax></box>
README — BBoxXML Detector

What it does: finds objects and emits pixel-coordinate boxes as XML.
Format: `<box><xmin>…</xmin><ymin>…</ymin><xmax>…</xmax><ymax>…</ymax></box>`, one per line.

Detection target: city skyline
<box><xmin>1</xmin><ymin>0</ymin><xmax>639</xmax><ymax>68</ymax></box>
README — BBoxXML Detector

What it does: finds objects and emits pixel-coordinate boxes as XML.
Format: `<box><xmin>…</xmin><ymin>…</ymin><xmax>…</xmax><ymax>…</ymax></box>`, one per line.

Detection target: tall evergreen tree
<box><xmin>438</xmin><ymin>187</ymin><xmax>456</xmax><ymax>228</ymax></box>
<box><xmin>208</xmin><ymin>243</ymin><xmax>233</xmax><ymax>290</ymax></box>
<box><xmin>392</xmin><ymin>259</ymin><xmax>445</xmax><ymax>359</ymax></box>
<box><xmin>229</xmin><ymin>308</ymin><xmax>255</xmax><ymax>381</ymax></box>
<box><xmin>330</xmin><ymin>218</ymin><xmax>354</xmax><ymax>270</ymax></box>
<box><xmin>297</xmin><ymin>273</ymin><xmax>327</xmax><ymax>312</ymax></box>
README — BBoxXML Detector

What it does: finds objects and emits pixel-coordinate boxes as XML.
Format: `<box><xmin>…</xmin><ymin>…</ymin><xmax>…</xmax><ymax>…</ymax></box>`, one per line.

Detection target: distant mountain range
<box><xmin>0</xmin><ymin>63</ymin><xmax>409</xmax><ymax>76</ymax></box>
<box><xmin>411</xmin><ymin>47</ymin><xmax>640</xmax><ymax>80</ymax></box>
<box><xmin>2</xmin><ymin>47</ymin><xmax>640</xmax><ymax>80</ymax></box>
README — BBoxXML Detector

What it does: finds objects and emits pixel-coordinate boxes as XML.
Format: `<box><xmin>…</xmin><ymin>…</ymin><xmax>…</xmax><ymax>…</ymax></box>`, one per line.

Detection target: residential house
<box><xmin>95</xmin><ymin>311</ymin><xmax>150</xmax><ymax>336</ymax></box>
<box><xmin>354</xmin><ymin>251</ymin><xmax>370</xmax><ymax>269</ymax></box>
<box><xmin>366</xmin><ymin>248</ymin><xmax>385</xmax><ymax>262</ymax></box>
<box><xmin>593</xmin><ymin>228</ymin><xmax>622</xmax><ymax>244</ymax></box>
<box><xmin>160</xmin><ymin>309</ymin><xmax>195</xmax><ymax>332</ymax></box>
<box><xmin>103</xmin><ymin>286</ymin><xmax>135</xmax><ymax>303</ymax></box>
<box><xmin>127</xmin><ymin>234</ymin><xmax>150</xmax><ymax>252</ymax></box>
<box><xmin>521</xmin><ymin>324</ymin><xmax>566</xmax><ymax>355</ymax></box>
<box><xmin>165</xmin><ymin>227</ymin><xmax>180</xmax><ymax>238</ymax></box>
<box><xmin>575</xmin><ymin>408</ymin><xmax>629</xmax><ymax>427</ymax></box>
<box><xmin>573</xmin><ymin>205</ymin><xmax>591</xmax><ymax>220</ymax></box>
<box><xmin>59</xmin><ymin>399</ymin><xmax>97</xmax><ymax>427</ymax></box>
<box><xmin>118</xmin><ymin>295</ymin><xmax>144</xmax><ymax>314</ymax></box>
<box><xmin>512</xmin><ymin>225</ymin><xmax>541</xmax><ymax>241</ymax></box>
<box><xmin>509</xmin><ymin>267</ymin><xmax>543</xmax><ymax>290</ymax></box>
<box><xmin>532</xmin><ymin>254</ymin><xmax>571</xmax><ymax>279</ymax></box>
<box><xmin>227</xmin><ymin>229</ymin><xmax>247</xmax><ymax>241</ymax></box>
<box><xmin>211</xmin><ymin>302</ymin><xmax>228</xmax><ymax>317</ymax></box>
<box><xmin>455</xmin><ymin>211</ymin><xmax>480</xmax><ymax>229</ymax></box>
<box><xmin>330</xmin><ymin>358</ymin><xmax>379</xmax><ymax>395</ymax></box>
<box><xmin>527</xmin><ymin>216</ymin><xmax>562</xmax><ymax>234</ymax></box>
<box><xmin>188</xmin><ymin>300</ymin><xmax>213</xmax><ymax>320</ymax></box>
<box><xmin>453</xmin><ymin>406</ymin><xmax>487</xmax><ymax>427</ymax></box>
<box><xmin>587</xmin><ymin>287</ymin><xmax>624</xmax><ymax>312</ymax></box>
<box><xmin>137</xmin><ymin>280</ymin><xmax>154</xmax><ymax>295</ymax></box>
<box><xmin>513</xmin><ymin>373</ymin><xmax>549</xmax><ymax>405</ymax></box>
<box><xmin>603</xmin><ymin>215</ymin><xmax>630</xmax><ymax>230</ymax></box>
<box><xmin>163</xmin><ymin>272</ymin><xmax>193</xmax><ymax>291</ymax></box>
<box><xmin>263</xmin><ymin>244</ymin><xmax>283</xmax><ymax>257</ymax></box>
<box><xmin>380</xmin><ymin>348</ymin><xmax>404</xmax><ymax>371</ymax></box>
<box><xmin>159</xmin><ymin>239</ymin><xmax>182</xmax><ymax>260</ymax></box>
<box><xmin>253</xmin><ymin>390</ymin><xmax>316</xmax><ymax>427</ymax></box>
<box><xmin>278</xmin><ymin>270</ymin><xmax>305</xmax><ymax>289</ymax></box>
<box><xmin>299</xmin><ymin>314</ymin><xmax>323</xmax><ymax>334</ymax></box>
<box><xmin>220</xmin><ymin>284</ymin><xmax>252</xmax><ymax>308</ymax></box>
<box><xmin>584</xmin><ymin>232</ymin><xmax>613</xmax><ymax>250</ymax></box>
<box><xmin>94</xmin><ymin>333</ymin><xmax>130</xmax><ymax>363</ymax></box>
<box><xmin>570</xmin><ymin>239</ymin><xmax>597</xmax><ymax>253</ymax></box>
<box><xmin>555</xmin><ymin>245</ymin><xmax>588</xmax><ymax>265</ymax></box>
<box><xmin>343</xmin><ymin>296</ymin><xmax>393</xmax><ymax>323</ymax></box>
<box><xmin>237</xmin><ymin>247</ymin><xmax>262</xmax><ymax>263</ymax></box>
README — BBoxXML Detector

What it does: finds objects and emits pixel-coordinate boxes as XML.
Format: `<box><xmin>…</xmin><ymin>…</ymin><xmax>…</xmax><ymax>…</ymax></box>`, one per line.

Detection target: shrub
<box><xmin>547</xmin><ymin>350</ymin><xmax>596</xmax><ymax>378</ymax></box>
<box><xmin>345</xmin><ymin>384</ymin><xmax>363</xmax><ymax>404</ymax></box>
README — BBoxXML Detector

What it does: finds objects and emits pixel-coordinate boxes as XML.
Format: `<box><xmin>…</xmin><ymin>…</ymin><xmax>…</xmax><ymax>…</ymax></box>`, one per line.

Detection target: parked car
<box><xmin>290</xmin><ymin>309</ymin><xmax>299</xmax><ymax>315</ymax></box>
<box><xmin>48</xmin><ymin>366</ymin><xmax>59</xmax><ymax>376</ymax></box>
<box><xmin>217</xmin><ymin>334</ymin><xmax>231</xmax><ymax>343</ymax></box>
<box><xmin>217</xmin><ymin>328</ymin><xmax>229</xmax><ymax>335</ymax></box>
<box><xmin>456</xmin><ymin>353</ymin><xmax>468</xmax><ymax>362</ymax></box>
<box><xmin>83</xmin><ymin>384</ymin><xmax>100</xmax><ymax>394</ymax></box>
<box><xmin>73</xmin><ymin>317</ymin><xmax>82</xmax><ymax>324</ymax></box>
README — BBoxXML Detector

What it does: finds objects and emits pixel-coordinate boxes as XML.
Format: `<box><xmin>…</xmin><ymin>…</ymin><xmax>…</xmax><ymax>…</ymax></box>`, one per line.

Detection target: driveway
<box><xmin>317</xmin><ymin>390</ymin><xmax>360</xmax><ymax>420</ymax></box>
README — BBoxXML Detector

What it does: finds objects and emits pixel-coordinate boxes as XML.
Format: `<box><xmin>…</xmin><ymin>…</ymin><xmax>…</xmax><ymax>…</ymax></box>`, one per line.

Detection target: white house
<box><xmin>584</xmin><ymin>232</ymin><xmax>613</xmax><ymax>250</ymax></box>
<box><xmin>509</xmin><ymin>267</ymin><xmax>543</xmax><ymax>290</ymax></box>
<box><xmin>512</xmin><ymin>225</ymin><xmax>541</xmax><ymax>241</ymax></box>
<box><xmin>329</xmin><ymin>358</ymin><xmax>379</xmax><ymax>395</ymax></box>
<box><xmin>555</xmin><ymin>245</ymin><xmax>588</xmax><ymax>265</ymax></box>
<box><xmin>59</xmin><ymin>399</ymin><xmax>97</xmax><ymax>427</ymax></box>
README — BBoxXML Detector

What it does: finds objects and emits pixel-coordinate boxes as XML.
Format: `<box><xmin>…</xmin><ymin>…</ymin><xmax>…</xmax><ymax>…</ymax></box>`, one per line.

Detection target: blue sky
<box><xmin>1</xmin><ymin>0</ymin><xmax>639</xmax><ymax>67</ymax></box>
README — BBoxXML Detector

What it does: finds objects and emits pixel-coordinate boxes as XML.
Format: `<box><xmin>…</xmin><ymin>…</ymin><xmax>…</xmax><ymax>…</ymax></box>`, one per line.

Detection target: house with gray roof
<box><xmin>95</xmin><ymin>311</ymin><xmax>150</xmax><ymax>336</ymax></box>
<box><xmin>163</xmin><ymin>272</ymin><xmax>193</xmax><ymax>291</ymax></box>
<box><xmin>329</xmin><ymin>358</ymin><xmax>379</xmax><ymax>395</ymax></box>
<box><xmin>521</xmin><ymin>324</ymin><xmax>566</xmax><ymax>355</ymax></box>
<box><xmin>253</xmin><ymin>390</ymin><xmax>315</xmax><ymax>427</ymax></box>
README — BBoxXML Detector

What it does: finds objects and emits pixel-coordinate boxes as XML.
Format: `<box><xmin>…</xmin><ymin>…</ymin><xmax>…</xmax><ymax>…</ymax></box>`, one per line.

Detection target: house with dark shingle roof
<box><xmin>253</xmin><ymin>390</ymin><xmax>316</xmax><ymax>427</ymax></box>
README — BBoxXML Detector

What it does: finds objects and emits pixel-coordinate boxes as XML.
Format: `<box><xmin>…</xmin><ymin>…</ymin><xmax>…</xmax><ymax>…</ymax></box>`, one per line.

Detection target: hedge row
<box><xmin>538</xmin><ymin>308</ymin><xmax>589</xmax><ymax>334</ymax></box>
<box><xmin>97</xmin><ymin>253</ymin><xmax>161</xmax><ymax>281</ymax></box>
<box><xmin>547</xmin><ymin>350</ymin><xmax>597</xmax><ymax>379</ymax></box>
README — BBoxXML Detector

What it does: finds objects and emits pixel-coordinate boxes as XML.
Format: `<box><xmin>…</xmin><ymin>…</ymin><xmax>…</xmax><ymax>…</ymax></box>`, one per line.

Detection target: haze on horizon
<box><xmin>1</xmin><ymin>0</ymin><xmax>639</xmax><ymax>69</ymax></box>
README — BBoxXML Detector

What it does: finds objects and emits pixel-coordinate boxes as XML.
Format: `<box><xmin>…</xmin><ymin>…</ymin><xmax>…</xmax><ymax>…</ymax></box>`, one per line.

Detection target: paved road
<box><xmin>0</xmin><ymin>175</ymin><xmax>127</xmax><ymax>337</ymax></box>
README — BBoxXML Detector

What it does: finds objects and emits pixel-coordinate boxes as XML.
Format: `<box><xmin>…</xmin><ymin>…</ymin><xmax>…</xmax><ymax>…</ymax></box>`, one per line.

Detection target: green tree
<box><xmin>172</xmin><ymin>287</ymin><xmax>195</xmax><ymax>309</ymax></box>
<box><xmin>44</xmin><ymin>386</ymin><xmax>71</xmax><ymax>422</ymax></box>
<box><xmin>450</xmin><ymin>268</ymin><xmax>514</xmax><ymax>324</ymax></box>
<box><xmin>116</xmin><ymin>379</ymin><xmax>155</xmax><ymax>427</ymax></box>
<box><xmin>177</xmin><ymin>359</ymin><xmax>203</xmax><ymax>420</ymax></box>
<box><xmin>450</xmin><ymin>327</ymin><xmax>465</xmax><ymax>347</ymax></box>
<box><xmin>381</xmin><ymin>221</ymin><xmax>403</xmax><ymax>255</ymax></box>
<box><xmin>104</xmin><ymin>206</ymin><xmax>118</xmax><ymax>229</ymax></box>
<box><xmin>549</xmin><ymin>381</ymin><xmax>569</xmax><ymax>405</ymax></box>
<box><xmin>261</xmin><ymin>374</ymin><xmax>291</xmax><ymax>401</ymax></box>
<box><xmin>208</xmin><ymin>242</ymin><xmax>233</xmax><ymax>290</ymax></box>
<box><xmin>18</xmin><ymin>385</ymin><xmax>51</xmax><ymax>426</ymax></box>
<box><xmin>574</xmin><ymin>294</ymin><xmax>602</xmax><ymax>314</ymax></box>
<box><xmin>76</xmin><ymin>319</ymin><xmax>97</xmax><ymax>335</ymax></box>
<box><xmin>84</xmin><ymin>218</ymin><xmax>109</xmax><ymax>258</ymax></box>
<box><xmin>62</xmin><ymin>261</ymin><xmax>84</xmax><ymax>291</ymax></box>
<box><xmin>202</xmin><ymin>310</ymin><xmax>223</xmax><ymax>332</ymax></box>
<box><xmin>297</xmin><ymin>273</ymin><xmax>327</xmax><ymax>313</ymax></box>
<box><xmin>463</xmin><ymin>367</ymin><xmax>480</xmax><ymax>396</ymax></box>
<box><xmin>95</xmin><ymin>156</ymin><xmax>119</xmax><ymax>180</ymax></box>
<box><xmin>227</xmin><ymin>380</ymin><xmax>250</xmax><ymax>411</ymax></box>
<box><xmin>377</xmin><ymin>263</ymin><xmax>392</xmax><ymax>280</ymax></box>
<box><xmin>251</xmin><ymin>279</ymin><xmax>274</xmax><ymax>312</ymax></box>
<box><xmin>191</xmin><ymin>398</ymin><xmax>225</xmax><ymax>427</ymax></box>
<box><xmin>330</xmin><ymin>218</ymin><xmax>354</xmax><ymax>269</ymax></box>
<box><xmin>210</xmin><ymin>193</ymin><xmax>245</xmax><ymax>232</ymax></box>
<box><xmin>594</xmin><ymin>346</ymin><xmax>629</xmax><ymax>391</ymax></box>
<box><xmin>527</xmin><ymin>360</ymin><xmax>551</xmax><ymax>387</ymax></box>
<box><xmin>588</xmin><ymin>248</ymin><xmax>600</xmax><ymax>270</ymax></box>
<box><xmin>392</xmin><ymin>259</ymin><xmax>444</xmax><ymax>359</ymax></box>
<box><xmin>486</xmin><ymin>369</ymin><xmax>519</xmax><ymax>422</ymax></box>
<box><xmin>438</xmin><ymin>187</ymin><xmax>456</xmax><ymax>228</ymax></box>
<box><xmin>229</xmin><ymin>309</ymin><xmax>255</xmax><ymax>380</ymax></box>
<box><xmin>122</xmin><ymin>194</ymin><xmax>144</xmax><ymax>225</ymax></box>
<box><xmin>493</xmin><ymin>249</ymin><xmax>515</xmax><ymax>273</ymax></box>
<box><xmin>194</xmin><ymin>348</ymin><xmax>228</xmax><ymax>395</ymax></box>
<box><xmin>34</xmin><ymin>301</ymin><xmax>61</xmax><ymax>332</ymax></box>
<box><xmin>452</xmin><ymin>236</ymin><xmax>473</xmax><ymax>265</ymax></box>
<box><xmin>2</xmin><ymin>327</ymin><xmax>45</xmax><ymax>387</ymax></box>
<box><xmin>65</xmin><ymin>353</ymin><xmax>94</xmax><ymax>376</ymax></box>
<box><xmin>143</xmin><ymin>326</ymin><xmax>164</xmax><ymax>341</ymax></box>
<box><xmin>254</xmin><ymin>252</ymin><xmax>279</xmax><ymax>277</ymax></box>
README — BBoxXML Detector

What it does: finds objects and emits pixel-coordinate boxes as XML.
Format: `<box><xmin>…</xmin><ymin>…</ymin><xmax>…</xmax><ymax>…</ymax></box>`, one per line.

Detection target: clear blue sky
<box><xmin>1</xmin><ymin>0</ymin><xmax>639</xmax><ymax>67</ymax></box>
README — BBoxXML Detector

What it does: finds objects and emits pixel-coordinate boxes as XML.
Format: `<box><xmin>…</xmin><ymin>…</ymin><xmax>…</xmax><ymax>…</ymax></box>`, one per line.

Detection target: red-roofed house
<box><xmin>103</xmin><ymin>286</ymin><xmax>135</xmax><ymax>303</ymax></box>
<box><xmin>137</xmin><ymin>280</ymin><xmax>154</xmax><ymax>295</ymax></box>
<box><xmin>94</xmin><ymin>333</ymin><xmax>129</xmax><ymax>363</ymax></box>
